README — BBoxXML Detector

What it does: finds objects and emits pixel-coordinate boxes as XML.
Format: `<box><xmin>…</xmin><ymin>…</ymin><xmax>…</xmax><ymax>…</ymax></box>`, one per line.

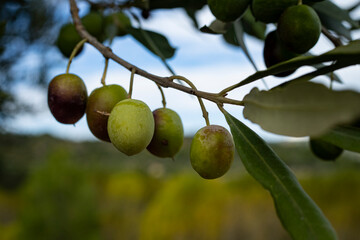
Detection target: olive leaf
<box><xmin>224</xmin><ymin>112</ymin><xmax>338</xmax><ymax>240</ymax></box>
<box><xmin>227</xmin><ymin>40</ymin><xmax>360</xmax><ymax>89</ymax></box>
<box><xmin>200</xmin><ymin>20</ymin><xmax>229</xmax><ymax>34</ymax></box>
<box><xmin>317</xmin><ymin>11</ymin><xmax>352</xmax><ymax>40</ymax></box>
<box><xmin>223</xmin><ymin>21</ymin><xmax>269</xmax><ymax>89</ymax></box>
<box><xmin>318</xmin><ymin>126</ymin><xmax>360</xmax><ymax>153</ymax></box>
<box><xmin>243</xmin><ymin>82</ymin><xmax>360</xmax><ymax>137</ymax></box>
<box><xmin>240</xmin><ymin>9</ymin><xmax>266</xmax><ymax>40</ymax></box>
<box><xmin>313</xmin><ymin>1</ymin><xmax>359</xmax><ymax>29</ymax></box>
<box><xmin>128</xmin><ymin>27</ymin><xmax>176</xmax><ymax>59</ymax></box>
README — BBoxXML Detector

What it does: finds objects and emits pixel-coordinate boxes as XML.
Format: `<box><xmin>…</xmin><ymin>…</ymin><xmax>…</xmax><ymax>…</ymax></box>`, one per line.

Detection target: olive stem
<box><xmin>101</xmin><ymin>58</ymin><xmax>109</xmax><ymax>86</ymax></box>
<box><xmin>298</xmin><ymin>0</ymin><xmax>303</xmax><ymax>5</ymax></box>
<box><xmin>96</xmin><ymin>110</ymin><xmax>110</xmax><ymax>116</ymax></box>
<box><xmin>66</xmin><ymin>38</ymin><xmax>87</xmax><ymax>74</ymax></box>
<box><xmin>128</xmin><ymin>68</ymin><xmax>136</xmax><ymax>99</ymax></box>
<box><xmin>321</xmin><ymin>26</ymin><xmax>343</xmax><ymax>47</ymax></box>
<box><xmin>69</xmin><ymin>0</ymin><xmax>245</xmax><ymax>106</ymax></box>
<box><xmin>169</xmin><ymin>75</ymin><xmax>210</xmax><ymax>126</ymax></box>
<box><xmin>156</xmin><ymin>83</ymin><xmax>167</xmax><ymax>108</ymax></box>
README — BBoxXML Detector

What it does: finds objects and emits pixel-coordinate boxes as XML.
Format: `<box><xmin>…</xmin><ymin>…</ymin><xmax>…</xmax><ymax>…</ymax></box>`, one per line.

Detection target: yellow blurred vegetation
<box><xmin>0</xmin><ymin>135</ymin><xmax>359</xmax><ymax>239</ymax></box>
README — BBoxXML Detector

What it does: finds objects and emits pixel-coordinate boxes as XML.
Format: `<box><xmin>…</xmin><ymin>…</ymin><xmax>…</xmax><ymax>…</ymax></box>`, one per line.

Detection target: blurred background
<box><xmin>1</xmin><ymin>0</ymin><xmax>360</xmax><ymax>239</ymax></box>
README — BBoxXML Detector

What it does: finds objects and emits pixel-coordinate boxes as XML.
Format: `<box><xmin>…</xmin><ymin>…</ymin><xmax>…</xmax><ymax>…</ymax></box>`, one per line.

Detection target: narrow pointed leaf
<box><xmin>319</xmin><ymin>126</ymin><xmax>360</xmax><ymax>153</ymax></box>
<box><xmin>243</xmin><ymin>82</ymin><xmax>360</xmax><ymax>137</ymax></box>
<box><xmin>200</xmin><ymin>20</ymin><xmax>229</xmax><ymax>34</ymax></box>
<box><xmin>225</xmin><ymin>40</ymin><xmax>360</xmax><ymax>89</ymax></box>
<box><xmin>224</xmin><ymin>112</ymin><xmax>337</xmax><ymax>240</ymax></box>
<box><xmin>313</xmin><ymin>1</ymin><xmax>359</xmax><ymax>28</ymax></box>
<box><xmin>317</xmin><ymin>11</ymin><xmax>352</xmax><ymax>40</ymax></box>
<box><xmin>223</xmin><ymin>21</ymin><xmax>269</xmax><ymax>89</ymax></box>
<box><xmin>128</xmin><ymin>27</ymin><xmax>176</xmax><ymax>59</ymax></box>
<box><xmin>240</xmin><ymin>10</ymin><xmax>266</xmax><ymax>40</ymax></box>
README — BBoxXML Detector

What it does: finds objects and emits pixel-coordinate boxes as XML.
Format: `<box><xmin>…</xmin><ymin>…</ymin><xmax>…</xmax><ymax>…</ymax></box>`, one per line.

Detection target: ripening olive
<box><xmin>48</xmin><ymin>73</ymin><xmax>87</xmax><ymax>124</ymax></box>
<box><xmin>147</xmin><ymin>108</ymin><xmax>184</xmax><ymax>158</ymax></box>
<box><xmin>190</xmin><ymin>125</ymin><xmax>235</xmax><ymax>179</ymax></box>
<box><xmin>86</xmin><ymin>84</ymin><xmax>127</xmax><ymax>142</ymax></box>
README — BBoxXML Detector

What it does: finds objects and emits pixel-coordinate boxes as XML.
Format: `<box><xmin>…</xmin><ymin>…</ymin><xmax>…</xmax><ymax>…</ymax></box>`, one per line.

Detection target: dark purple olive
<box><xmin>48</xmin><ymin>73</ymin><xmax>87</xmax><ymax>124</ymax></box>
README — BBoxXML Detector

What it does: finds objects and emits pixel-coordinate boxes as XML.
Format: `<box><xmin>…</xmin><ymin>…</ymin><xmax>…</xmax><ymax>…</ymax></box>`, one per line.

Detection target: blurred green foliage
<box><xmin>0</xmin><ymin>134</ymin><xmax>359</xmax><ymax>239</ymax></box>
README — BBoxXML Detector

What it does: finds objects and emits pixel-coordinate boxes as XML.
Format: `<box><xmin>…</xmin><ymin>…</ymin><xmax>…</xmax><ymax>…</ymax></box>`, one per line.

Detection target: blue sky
<box><xmin>6</xmin><ymin>0</ymin><xmax>360</xmax><ymax>142</ymax></box>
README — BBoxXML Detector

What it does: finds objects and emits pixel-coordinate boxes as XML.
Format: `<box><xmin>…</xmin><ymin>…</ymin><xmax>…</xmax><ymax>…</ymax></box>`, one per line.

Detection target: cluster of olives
<box><xmin>56</xmin><ymin>11</ymin><xmax>131</xmax><ymax>58</ymax></box>
<box><xmin>48</xmin><ymin>73</ymin><xmax>235</xmax><ymax>180</ymax></box>
<box><xmin>208</xmin><ymin>0</ymin><xmax>323</xmax><ymax>77</ymax></box>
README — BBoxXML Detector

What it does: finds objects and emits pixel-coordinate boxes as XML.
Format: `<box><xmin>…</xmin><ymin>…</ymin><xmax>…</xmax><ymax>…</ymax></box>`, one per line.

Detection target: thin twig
<box><xmin>321</xmin><ymin>26</ymin><xmax>343</xmax><ymax>47</ymax></box>
<box><xmin>66</xmin><ymin>38</ymin><xmax>87</xmax><ymax>74</ymax></box>
<box><xmin>100</xmin><ymin>58</ymin><xmax>109</xmax><ymax>86</ymax></box>
<box><xmin>68</xmin><ymin>0</ymin><xmax>243</xmax><ymax>106</ymax></box>
<box><xmin>169</xmin><ymin>75</ymin><xmax>210</xmax><ymax>126</ymax></box>
<box><xmin>128</xmin><ymin>68</ymin><xmax>136</xmax><ymax>99</ymax></box>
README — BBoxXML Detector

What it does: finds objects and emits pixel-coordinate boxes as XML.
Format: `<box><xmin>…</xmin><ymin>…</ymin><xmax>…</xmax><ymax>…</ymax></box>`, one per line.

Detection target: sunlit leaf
<box><xmin>224</xmin><ymin>112</ymin><xmax>337</xmax><ymax>240</ymax></box>
<box><xmin>243</xmin><ymin>82</ymin><xmax>360</xmax><ymax>137</ymax></box>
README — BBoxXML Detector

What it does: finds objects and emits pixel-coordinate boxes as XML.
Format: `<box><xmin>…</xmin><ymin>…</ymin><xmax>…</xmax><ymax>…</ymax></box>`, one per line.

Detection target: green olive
<box><xmin>251</xmin><ymin>0</ymin><xmax>297</xmax><ymax>23</ymax></box>
<box><xmin>147</xmin><ymin>108</ymin><xmax>184</xmax><ymax>158</ymax></box>
<box><xmin>107</xmin><ymin>99</ymin><xmax>154</xmax><ymax>156</ymax></box>
<box><xmin>277</xmin><ymin>5</ymin><xmax>321</xmax><ymax>54</ymax></box>
<box><xmin>190</xmin><ymin>125</ymin><xmax>234</xmax><ymax>179</ymax></box>
<box><xmin>207</xmin><ymin>0</ymin><xmax>251</xmax><ymax>22</ymax></box>
<box><xmin>56</xmin><ymin>23</ymin><xmax>83</xmax><ymax>58</ymax></box>
<box><xmin>82</xmin><ymin>11</ymin><xmax>104</xmax><ymax>40</ymax></box>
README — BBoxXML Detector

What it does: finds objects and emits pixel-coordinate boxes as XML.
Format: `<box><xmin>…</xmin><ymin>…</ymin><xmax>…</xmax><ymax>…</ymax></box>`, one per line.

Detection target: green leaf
<box><xmin>243</xmin><ymin>82</ymin><xmax>360</xmax><ymax>137</ymax></box>
<box><xmin>223</xmin><ymin>21</ymin><xmax>269</xmax><ymax>89</ymax></box>
<box><xmin>224</xmin><ymin>112</ymin><xmax>337</xmax><ymax>240</ymax></box>
<box><xmin>305</xmin><ymin>53</ymin><xmax>342</xmax><ymax>83</ymax></box>
<box><xmin>317</xmin><ymin>11</ymin><xmax>352</xmax><ymax>40</ymax></box>
<box><xmin>223</xmin><ymin>22</ymin><xmax>257</xmax><ymax>67</ymax></box>
<box><xmin>200</xmin><ymin>20</ymin><xmax>229</xmax><ymax>34</ymax></box>
<box><xmin>128</xmin><ymin>27</ymin><xmax>176</xmax><ymax>59</ymax></box>
<box><xmin>240</xmin><ymin>10</ymin><xmax>266</xmax><ymax>40</ymax></box>
<box><xmin>313</xmin><ymin>1</ymin><xmax>359</xmax><ymax>29</ymax></box>
<box><xmin>224</xmin><ymin>40</ymin><xmax>360</xmax><ymax>89</ymax></box>
<box><xmin>185</xmin><ymin>8</ymin><xmax>199</xmax><ymax>28</ymax></box>
<box><xmin>319</xmin><ymin>126</ymin><xmax>360</xmax><ymax>153</ymax></box>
